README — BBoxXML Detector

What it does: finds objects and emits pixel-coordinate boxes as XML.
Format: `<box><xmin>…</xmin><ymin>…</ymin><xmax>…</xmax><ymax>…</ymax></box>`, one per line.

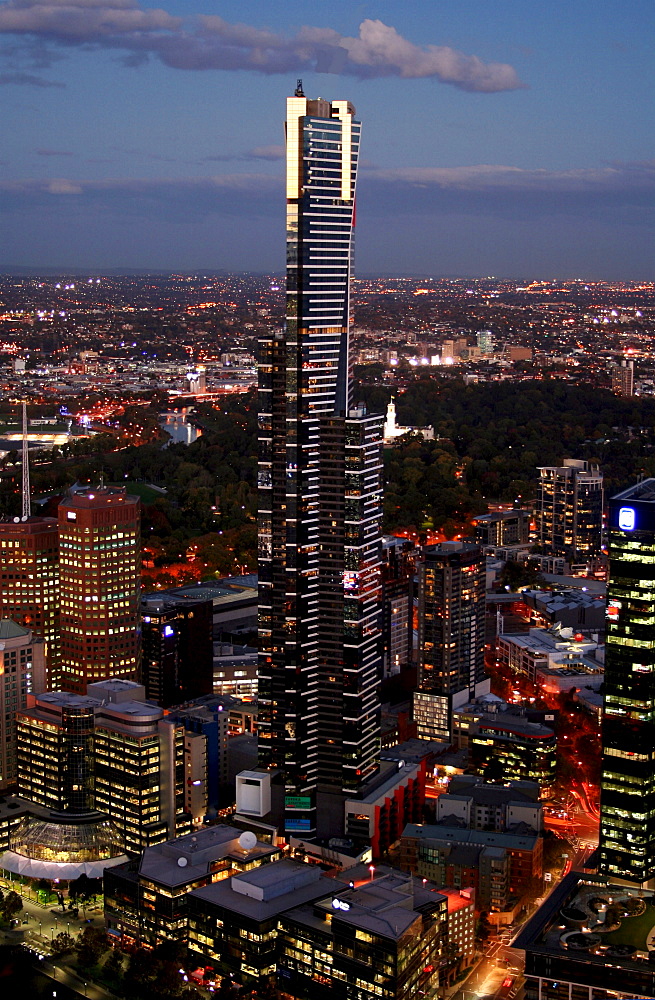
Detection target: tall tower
<box><xmin>58</xmin><ymin>485</ymin><xmax>141</xmax><ymax>694</ymax></box>
<box><xmin>413</xmin><ymin>542</ymin><xmax>487</xmax><ymax>742</ymax></box>
<box><xmin>599</xmin><ymin>481</ymin><xmax>655</xmax><ymax>884</ymax></box>
<box><xmin>256</xmin><ymin>87</ymin><xmax>382</xmax><ymax>838</ymax></box>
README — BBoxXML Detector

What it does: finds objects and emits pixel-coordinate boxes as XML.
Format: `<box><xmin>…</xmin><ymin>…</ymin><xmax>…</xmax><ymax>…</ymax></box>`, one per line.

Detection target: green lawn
<box><xmin>109</xmin><ymin>481</ymin><xmax>165</xmax><ymax>504</ymax></box>
<box><xmin>602</xmin><ymin>905</ymin><xmax>655</xmax><ymax>950</ymax></box>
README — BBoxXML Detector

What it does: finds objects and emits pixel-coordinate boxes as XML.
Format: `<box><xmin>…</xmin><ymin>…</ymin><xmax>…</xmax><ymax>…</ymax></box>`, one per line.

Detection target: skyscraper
<box><xmin>599</xmin><ymin>480</ymin><xmax>655</xmax><ymax>884</ymax></box>
<box><xmin>0</xmin><ymin>516</ymin><xmax>60</xmax><ymax>687</ymax></box>
<box><xmin>58</xmin><ymin>485</ymin><xmax>141</xmax><ymax>694</ymax></box>
<box><xmin>413</xmin><ymin>541</ymin><xmax>488</xmax><ymax>742</ymax></box>
<box><xmin>255</xmin><ymin>85</ymin><xmax>382</xmax><ymax>838</ymax></box>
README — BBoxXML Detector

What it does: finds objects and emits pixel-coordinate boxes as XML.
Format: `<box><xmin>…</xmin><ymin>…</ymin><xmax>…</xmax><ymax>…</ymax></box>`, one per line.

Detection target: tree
<box><xmin>76</xmin><ymin>925</ymin><xmax>109</xmax><ymax>969</ymax></box>
<box><xmin>51</xmin><ymin>931</ymin><xmax>75</xmax><ymax>956</ymax></box>
<box><xmin>103</xmin><ymin>947</ymin><xmax>125</xmax><ymax>982</ymax></box>
<box><xmin>2</xmin><ymin>890</ymin><xmax>22</xmax><ymax>922</ymax></box>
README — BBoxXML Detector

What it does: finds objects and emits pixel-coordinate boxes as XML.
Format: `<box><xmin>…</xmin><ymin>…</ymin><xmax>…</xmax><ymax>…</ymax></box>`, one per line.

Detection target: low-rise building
<box><xmin>188</xmin><ymin>860</ymin><xmax>449</xmax><ymax>999</ymax></box>
<box><xmin>104</xmin><ymin>824</ymin><xmax>280</xmax><ymax>948</ymax></box>
<box><xmin>497</xmin><ymin>626</ymin><xmax>603</xmax><ymax>683</ymax></box>
<box><xmin>401</xmin><ymin>822</ymin><xmax>542</xmax><ymax>914</ymax></box>
<box><xmin>435</xmin><ymin>775</ymin><xmax>543</xmax><ymax>834</ymax></box>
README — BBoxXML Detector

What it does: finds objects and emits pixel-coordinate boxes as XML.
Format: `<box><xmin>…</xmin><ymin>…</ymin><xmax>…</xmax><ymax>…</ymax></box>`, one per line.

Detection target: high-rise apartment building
<box><xmin>536</xmin><ymin>459</ymin><xmax>603</xmax><ymax>559</ymax></box>
<box><xmin>413</xmin><ymin>542</ymin><xmax>488</xmax><ymax>742</ymax></box>
<box><xmin>599</xmin><ymin>480</ymin><xmax>655</xmax><ymax>884</ymax></box>
<box><xmin>58</xmin><ymin>485</ymin><xmax>141</xmax><ymax>694</ymax></box>
<box><xmin>0</xmin><ymin>516</ymin><xmax>60</xmax><ymax>686</ymax></box>
<box><xmin>611</xmin><ymin>357</ymin><xmax>634</xmax><ymax>397</ymax></box>
<box><xmin>255</xmin><ymin>86</ymin><xmax>382</xmax><ymax>838</ymax></box>
<box><xmin>0</xmin><ymin>620</ymin><xmax>46</xmax><ymax>789</ymax></box>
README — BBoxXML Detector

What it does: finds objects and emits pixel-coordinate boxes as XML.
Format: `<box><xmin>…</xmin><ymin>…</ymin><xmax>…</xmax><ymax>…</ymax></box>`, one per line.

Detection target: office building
<box><xmin>536</xmin><ymin>459</ymin><xmax>604</xmax><ymax>559</ymax></box>
<box><xmin>516</xmin><ymin>873</ymin><xmax>655</xmax><ymax>1000</ymax></box>
<box><xmin>104</xmin><ymin>825</ymin><xmax>280</xmax><ymax>948</ymax></box>
<box><xmin>0</xmin><ymin>516</ymin><xmax>60</xmax><ymax>686</ymax></box>
<box><xmin>254</xmin><ymin>86</ymin><xmax>382</xmax><ymax>839</ymax></box>
<box><xmin>413</xmin><ymin>542</ymin><xmax>488</xmax><ymax>742</ymax></box>
<box><xmin>141</xmin><ymin>592</ymin><xmax>213</xmax><ymax>707</ymax></box>
<box><xmin>59</xmin><ymin>485</ymin><xmax>141</xmax><ymax>693</ymax></box>
<box><xmin>0</xmin><ymin>621</ymin><xmax>46</xmax><ymax>790</ymax></box>
<box><xmin>16</xmin><ymin>680</ymin><xmax>191</xmax><ymax>854</ymax></box>
<box><xmin>168</xmin><ymin>698</ymin><xmax>230</xmax><ymax>818</ymax></box>
<box><xmin>599</xmin><ymin>480</ymin><xmax>655</xmax><ymax>884</ymax></box>
<box><xmin>187</xmin><ymin>860</ymin><xmax>447</xmax><ymax>998</ymax></box>
<box><xmin>467</xmin><ymin>704</ymin><xmax>557</xmax><ymax>797</ymax></box>
<box><xmin>89</xmin><ymin>679</ymin><xmax>190</xmax><ymax>853</ymax></box>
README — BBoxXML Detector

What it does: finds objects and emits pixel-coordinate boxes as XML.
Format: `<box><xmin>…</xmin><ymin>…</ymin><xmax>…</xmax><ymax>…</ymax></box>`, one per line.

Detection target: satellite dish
<box><xmin>177</xmin><ymin>856</ymin><xmax>188</xmax><ymax>868</ymax></box>
<box><xmin>239</xmin><ymin>831</ymin><xmax>257</xmax><ymax>851</ymax></box>
<box><xmin>13</xmin><ymin>517</ymin><xmax>19</xmax><ymax>523</ymax></box>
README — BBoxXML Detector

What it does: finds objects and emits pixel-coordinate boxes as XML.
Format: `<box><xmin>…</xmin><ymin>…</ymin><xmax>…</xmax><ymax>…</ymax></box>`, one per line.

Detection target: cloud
<box><xmin>0</xmin><ymin>69</ymin><xmax>64</xmax><ymax>85</ymax></box>
<box><xmin>0</xmin><ymin>3</ymin><xmax>525</xmax><ymax>91</ymax></box>
<box><xmin>46</xmin><ymin>178</ymin><xmax>83</xmax><ymax>193</ymax></box>
<box><xmin>35</xmin><ymin>146</ymin><xmax>73</xmax><ymax>155</ymax></box>
<box><xmin>246</xmin><ymin>145</ymin><xmax>285</xmax><ymax>161</ymax></box>
<box><xmin>362</xmin><ymin>160</ymin><xmax>655</xmax><ymax>196</ymax></box>
<box><xmin>2</xmin><ymin>160</ymin><xmax>652</xmax><ymax>218</ymax></box>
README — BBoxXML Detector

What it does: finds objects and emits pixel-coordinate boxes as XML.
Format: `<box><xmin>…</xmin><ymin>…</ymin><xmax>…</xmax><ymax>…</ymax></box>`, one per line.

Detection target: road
<box><xmin>449</xmin><ymin>941</ymin><xmax>524</xmax><ymax>1000</ymax></box>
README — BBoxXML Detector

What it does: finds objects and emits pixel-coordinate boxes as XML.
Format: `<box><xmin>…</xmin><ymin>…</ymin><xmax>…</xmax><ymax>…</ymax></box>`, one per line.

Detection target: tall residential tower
<box><xmin>255</xmin><ymin>86</ymin><xmax>382</xmax><ymax>838</ymax></box>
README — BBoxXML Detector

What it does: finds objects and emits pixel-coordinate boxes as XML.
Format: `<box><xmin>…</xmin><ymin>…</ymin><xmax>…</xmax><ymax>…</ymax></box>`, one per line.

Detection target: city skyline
<box><xmin>1</xmin><ymin>1</ymin><xmax>653</xmax><ymax>278</ymax></box>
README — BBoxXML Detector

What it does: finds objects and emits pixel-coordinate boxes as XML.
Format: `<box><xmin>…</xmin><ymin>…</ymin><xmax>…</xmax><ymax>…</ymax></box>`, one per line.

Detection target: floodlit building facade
<box><xmin>58</xmin><ymin>485</ymin><xmax>141</xmax><ymax>694</ymax></box>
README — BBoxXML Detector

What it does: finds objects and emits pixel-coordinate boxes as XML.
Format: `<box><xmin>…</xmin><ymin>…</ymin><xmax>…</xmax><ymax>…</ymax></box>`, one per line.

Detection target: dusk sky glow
<box><xmin>1</xmin><ymin>0</ymin><xmax>653</xmax><ymax>278</ymax></box>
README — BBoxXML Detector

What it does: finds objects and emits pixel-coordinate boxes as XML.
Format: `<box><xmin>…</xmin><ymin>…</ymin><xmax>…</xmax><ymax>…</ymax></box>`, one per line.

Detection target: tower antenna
<box><xmin>21</xmin><ymin>400</ymin><xmax>30</xmax><ymax>520</ymax></box>
<box><xmin>295</xmin><ymin>78</ymin><xmax>305</xmax><ymax>97</ymax></box>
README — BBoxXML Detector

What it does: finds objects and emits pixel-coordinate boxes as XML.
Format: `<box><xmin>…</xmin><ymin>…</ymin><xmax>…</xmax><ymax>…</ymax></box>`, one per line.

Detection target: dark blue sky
<box><xmin>1</xmin><ymin>0</ymin><xmax>653</xmax><ymax>278</ymax></box>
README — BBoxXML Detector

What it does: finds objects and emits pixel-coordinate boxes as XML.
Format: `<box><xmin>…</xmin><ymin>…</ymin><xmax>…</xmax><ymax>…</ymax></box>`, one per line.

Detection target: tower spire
<box><xmin>21</xmin><ymin>400</ymin><xmax>30</xmax><ymax>520</ymax></box>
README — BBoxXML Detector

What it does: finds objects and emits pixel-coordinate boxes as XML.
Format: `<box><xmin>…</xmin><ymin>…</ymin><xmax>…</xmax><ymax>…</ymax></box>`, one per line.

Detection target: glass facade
<box><xmin>257</xmin><ymin>89</ymin><xmax>381</xmax><ymax>837</ymax></box>
<box><xmin>599</xmin><ymin>481</ymin><xmax>655</xmax><ymax>883</ymax></box>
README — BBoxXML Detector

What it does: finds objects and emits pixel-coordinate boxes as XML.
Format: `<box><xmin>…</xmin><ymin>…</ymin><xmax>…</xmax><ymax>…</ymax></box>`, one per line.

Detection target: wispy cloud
<box><xmin>0</xmin><ymin>69</ymin><xmax>64</xmax><ymax>85</ymax></box>
<box><xmin>0</xmin><ymin>2</ymin><xmax>525</xmax><ymax>92</ymax></box>
<box><xmin>2</xmin><ymin>160</ymin><xmax>652</xmax><ymax>218</ymax></box>
<box><xmin>34</xmin><ymin>146</ymin><xmax>73</xmax><ymax>156</ymax></box>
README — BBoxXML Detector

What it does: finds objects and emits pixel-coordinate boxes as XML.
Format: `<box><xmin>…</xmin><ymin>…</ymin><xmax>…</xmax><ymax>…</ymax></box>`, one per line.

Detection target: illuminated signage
<box><xmin>618</xmin><ymin>506</ymin><xmax>636</xmax><ymax>531</ymax></box>
<box><xmin>67</xmin><ymin>511</ymin><xmax>77</xmax><ymax>521</ymax></box>
<box><xmin>332</xmin><ymin>898</ymin><xmax>351</xmax><ymax>911</ymax></box>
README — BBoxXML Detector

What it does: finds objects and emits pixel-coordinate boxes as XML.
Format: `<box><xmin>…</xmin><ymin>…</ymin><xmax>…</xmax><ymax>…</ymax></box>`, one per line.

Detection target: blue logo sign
<box><xmin>618</xmin><ymin>507</ymin><xmax>636</xmax><ymax>531</ymax></box>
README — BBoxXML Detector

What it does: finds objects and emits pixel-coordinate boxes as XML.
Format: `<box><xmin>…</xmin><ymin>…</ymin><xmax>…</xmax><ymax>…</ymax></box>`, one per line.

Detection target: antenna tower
<box><xmin>21</xmin><ymin>400</ymin><xmax>30</xmax><ymax>520</ymax></box>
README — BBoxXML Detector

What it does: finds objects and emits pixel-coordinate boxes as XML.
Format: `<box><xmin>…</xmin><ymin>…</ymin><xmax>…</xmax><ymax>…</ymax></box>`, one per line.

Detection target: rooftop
<box><xmin>138</xmin><ymin>824</ymin><xmax>278</xmax><ymax>886</ymax></box>
<box><xmin>515</xmin><ymin>873</ymin><xmax>655</xmax><ymax>979</ymax></box>
<box><xmin>403</xmin><ymin>823</ymin><xmax>540</xmax><ymax>852</ymax></box>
